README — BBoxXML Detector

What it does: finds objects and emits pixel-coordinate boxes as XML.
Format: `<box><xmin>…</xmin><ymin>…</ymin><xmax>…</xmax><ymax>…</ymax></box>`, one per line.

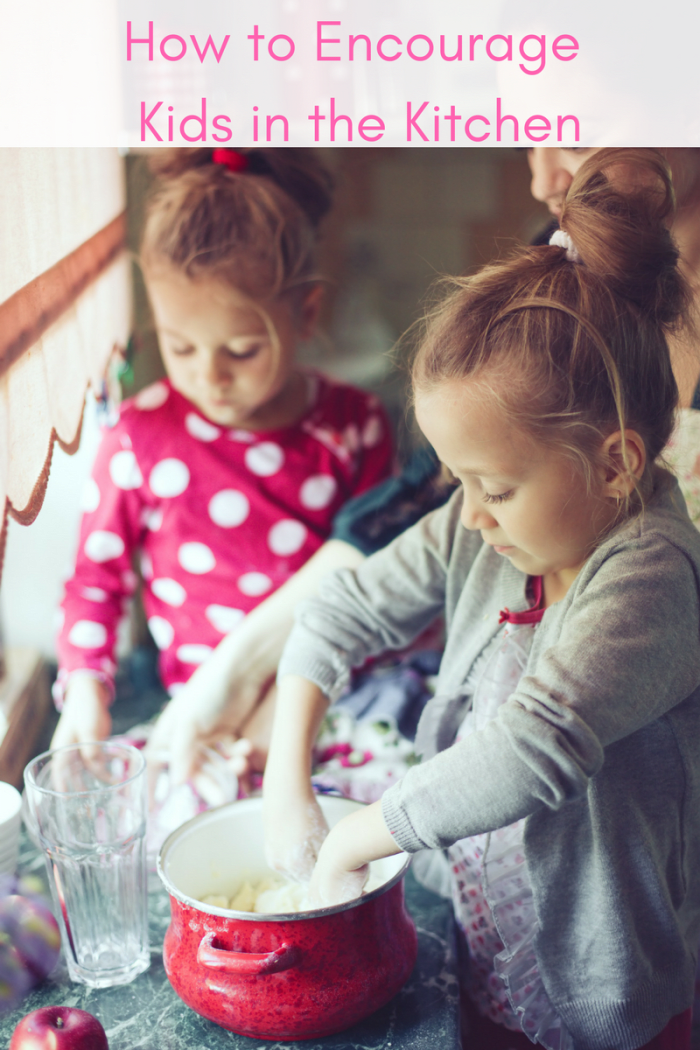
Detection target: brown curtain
<box><xmin>0</xmin><ymin>148</ymin><xmax>129</xmax><ymax>573</ymax></box>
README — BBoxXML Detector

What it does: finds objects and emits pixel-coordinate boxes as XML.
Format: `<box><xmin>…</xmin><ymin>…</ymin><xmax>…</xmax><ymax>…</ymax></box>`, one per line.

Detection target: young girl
<box><xmin>52</xmin><ymin>147</ymin><xmax>392</xmax><ymax>750</ymax></box>
<box><xmin>263</xmin><ymin>150</ymin><xmax>700</xmax><ymax>1049</ymax></box>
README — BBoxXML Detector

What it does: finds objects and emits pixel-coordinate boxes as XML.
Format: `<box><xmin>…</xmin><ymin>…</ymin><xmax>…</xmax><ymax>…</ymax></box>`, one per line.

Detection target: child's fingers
<box><xmin>216</xmin><ymin>737</ymin><xmax>253</xmax><ymax>762</ymax></box>
<box><xmin>167</xmin><ymin>741</ymin><xmax>198</xmax><ymax>789</ymax></box>
<box><xmin>225</xmin><ymin>746</ymin><xmax>254</xmax><ymax>780</ymax></box>
<box><xmin>309</xmin><ymin>863</ymin><xmax>369</xmax><ymax>909</ymax></box>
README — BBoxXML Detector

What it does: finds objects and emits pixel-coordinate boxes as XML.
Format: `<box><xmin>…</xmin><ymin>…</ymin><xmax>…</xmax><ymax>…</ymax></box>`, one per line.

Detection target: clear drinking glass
<box><xmin>24</xmin><ymin>742</ymin><xmax>150</xmax><ymax>988</ymax></box>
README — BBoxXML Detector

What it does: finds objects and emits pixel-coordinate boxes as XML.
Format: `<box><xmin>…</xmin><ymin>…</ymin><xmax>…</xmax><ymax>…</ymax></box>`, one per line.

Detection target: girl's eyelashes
<box><xmin>225</xmin><ymin>344</ymin><xmax>263</xmax><ymax>361</ymax></box>
<box><xmin>451</xmin><ymin>472</ymin><xmax>515</xmax><ymax>505</ymax></box>
<box><xmin>482</xmin><ymin>490</ymin><xmax>515</xmax><ymax>505</ymax></box>
<box><xmin>163</xmin><ymin>342</ymin><xmax>264</xmax><ymax>360</ymax></box>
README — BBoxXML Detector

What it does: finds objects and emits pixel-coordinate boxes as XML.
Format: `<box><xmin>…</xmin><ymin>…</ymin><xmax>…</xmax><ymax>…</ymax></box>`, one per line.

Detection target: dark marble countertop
<box><xmin>0</xmin><ymin>833</ymin><xmax>460</xmax><ymax>1050</ymax></box>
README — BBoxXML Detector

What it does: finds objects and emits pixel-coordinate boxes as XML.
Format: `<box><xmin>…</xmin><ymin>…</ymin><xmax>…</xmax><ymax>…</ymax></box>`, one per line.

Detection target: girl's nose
<box><xmin>460</xmin><ymin>493</ymin><xmax>498</xmax><ymax>532</ymax></box>
<box><xmin>205</xmin><ymin>349</ymin><xmax>233</xmax><ymax>387</ymax></box>
<box><xmin>528</xmin><ymin>149</ymin><xmax>572</xmax><ymax>210</ymax></box>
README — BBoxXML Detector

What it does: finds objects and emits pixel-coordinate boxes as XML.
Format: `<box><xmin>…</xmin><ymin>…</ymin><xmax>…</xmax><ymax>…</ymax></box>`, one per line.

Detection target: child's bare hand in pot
<box><xmin>308</xmin><ymin>825</ymin><xmax>370</xmax><ymax>907</ymax></box>
<box><xmin>263</xmin><ymin>785</ymin><xmax>329</xmax><ymax>883</ymax></box>
<box><xmin>309</xmin><ymin>801</ymin><xmax>403</xmax><ymax>908</ymax></box>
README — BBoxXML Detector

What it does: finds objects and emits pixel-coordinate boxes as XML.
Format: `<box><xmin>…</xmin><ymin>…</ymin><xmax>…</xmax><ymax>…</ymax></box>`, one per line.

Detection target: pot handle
<box><xmin>197</xmin><ymin>931</ymin><xmax>299</xmax><ymax>975</ymax></box>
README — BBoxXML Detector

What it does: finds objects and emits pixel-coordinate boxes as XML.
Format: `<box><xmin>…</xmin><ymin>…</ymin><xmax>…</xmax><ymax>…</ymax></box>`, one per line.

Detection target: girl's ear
<box><xmin>298</xmin><ymin>283</ymin><xmax>324</xmax><ymax>339</ymax></box>
<box><xmin>599</xmin><ymin>429</ymin><xmax>647</xmax><ymax>499</ymax></box>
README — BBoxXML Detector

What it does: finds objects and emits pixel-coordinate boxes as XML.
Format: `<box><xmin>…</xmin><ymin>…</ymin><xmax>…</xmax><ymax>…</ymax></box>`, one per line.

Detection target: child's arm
<box><xmin>145</xmin><ymin>538</ymin><xmax>366</xmax><ymax>785</ymax></box>
<box><xmin>262</xmin><ymin>493</ymin><xmax>464</xmax><ymax>879</ymax></box>
<box><xmin>264</xmin><ymin>674</ymin><xmax>401</xmax><ymax>900</ymax></box>
<box><xmin>276</xmin><ymin>527</ymin><xmax>700</xmax><ymax>905</ymax></box>
<box><xmin>53</xmin><ymin>419</ymin><xmax>144</xmax><ymax>745</ymax></box>
<box><xmin>50</xmin><ymin>674</ymin><xmax>112</xmax><ymax>749</ymax></box>
<box><xmin>262</xmin><ymin>674</ymin><xmax>331</xmax><ymax>881</ymax></box>
<box><xmin>148</xmin><ymin>447</ymin><xmax>445</xmax><ymax>784</ymax></box>
<box><xmin>374</xmin><ymin>532</ymin><xmax>700</xmax><ymax>857</ymax></box>
<box><xmin>308</xmin><ymin>801</ymin><xmax>401</xmax><ymax>907</ymax></box>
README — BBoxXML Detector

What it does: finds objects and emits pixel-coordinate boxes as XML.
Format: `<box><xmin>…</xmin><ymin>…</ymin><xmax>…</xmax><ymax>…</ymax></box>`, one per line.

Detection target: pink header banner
<box><xmin>0</xmin><ymin>0</ymin><xmax>697</xmax><ymax>146</ymax></box>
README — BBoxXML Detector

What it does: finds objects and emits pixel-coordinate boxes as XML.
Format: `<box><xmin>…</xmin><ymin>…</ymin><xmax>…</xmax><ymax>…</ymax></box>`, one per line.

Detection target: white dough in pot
<box><xmin>200</xmin><ymin>869</ymin><xmax>383</xmax><ymax>914</ymax></box>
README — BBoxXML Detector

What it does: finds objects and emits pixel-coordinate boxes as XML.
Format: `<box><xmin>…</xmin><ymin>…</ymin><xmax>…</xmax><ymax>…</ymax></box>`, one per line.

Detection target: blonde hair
<box><xmin>412</xmin><ymin>149</ymin><xmax>694</xmax><ymax>509</ymax></box>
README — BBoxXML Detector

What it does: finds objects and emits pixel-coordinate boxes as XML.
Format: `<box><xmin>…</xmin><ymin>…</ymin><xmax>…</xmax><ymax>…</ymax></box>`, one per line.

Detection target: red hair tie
<box><xmin>212</xmin><ymin>148</ymin><xmax>249</xmax><ymax>173</ymax></box>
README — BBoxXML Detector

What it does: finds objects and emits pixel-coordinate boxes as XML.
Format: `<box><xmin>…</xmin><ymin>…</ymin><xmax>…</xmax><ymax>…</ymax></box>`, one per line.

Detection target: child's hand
<box><xmin>263</xmin><ymin>786</ymin><xmax>330</xmax><ymax>883</ymax></box>
<box><xmin>308</xmin><ymin>801</ymin><xmax>403</xmax><ymax>908</ymax></box>
<box><xmin>308</xmin><ymin>825</ymin><xmax>370</xmax><ymax>908</ymax></box>
<box><xmin>146</xmin><ymin>652</ymin><xmax>275</xmax><ymax>789</ymax></box>
<box><xmin>50</xmin><ymin>675</ymin><xmax>112</xmax><ymax>750</ymax></box>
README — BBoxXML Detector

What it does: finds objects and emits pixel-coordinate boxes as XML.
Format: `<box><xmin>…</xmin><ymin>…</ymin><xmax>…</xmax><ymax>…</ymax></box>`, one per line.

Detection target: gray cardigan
<box><xmin>278</xmin><ymin>479</ymin><xmax>700</xmax><ymax>1050</ymax></box>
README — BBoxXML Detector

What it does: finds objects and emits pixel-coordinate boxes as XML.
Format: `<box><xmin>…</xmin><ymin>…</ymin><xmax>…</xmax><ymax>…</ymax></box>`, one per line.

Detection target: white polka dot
<box><xmin>82</xmin><ymin>587</ymin><xmax>108</xmax><ymax>603</ymax></box>
<box><xmin>68</xmin><ymin>620</ymin><xmax>107</xmax><ymax>649</ymax></box>
<box><xmin>238</xmin><ymin>572</ymin><xmax>273</xmax><ymax>597</ymax></box>
<box><xmin>268</xmin><ymin>519</ymin><xmax>307</xmax><ymax>556</ymax></box>
<box><xmin>343</xmin><ymin>424</ymin><xmax>360</xmax><ymax>453</ymax></box>
<box><xmin>140</xmin><ymin>552</ymin><xmax>154</xmax><ymax>581</ymax></box>
<box><xmin>176</xmin><ymin>644</ymin><xmax>213</xmax><ymax>665</ymax></box>
<box><xmin>245</xmin><ymin>442</ymin><xmax>284</xmax><ymax>477</ymax></box>
<box><xmin>300</xmin><ymin>474</ymin><xmax>337</xmax><ymax>510</ymax></box>
<box><xmin>100</xmin><ymin>656</ymin><xmax>116</xmax><ymax>675</ymax></box>
<box><xmin>84</xmin><ymin>531</ymin><xmax>125</xmax><ymax>563</ymax></box>
<box><xmin>140</xmin><ymin>507</ymin><xmax>163</xmax><ymax>532</ymax></box>
<box><xmin>178</xmin><ymin>542</ymin><xmax>216</xmax><ymax>574</ymax></box>
<box><xmin>148</xmin><ymin>616</ymin><xmax>174</xmax><ymax>650</ymax></box>
<box><xmin>81</xmin><ymin>478</ymin><xmax>100</xmax><ymax>513</ymax></box>
<box><xmin>185</xmin><ymin>413</ymin><xmax>221</xmax><ymax>442</ymax></box>
<box><xmin>122</xmin><ymin>569</ymin><xmax>138</xmax><ymax>594</ymax></box>
<box><xmin>135</xmin><ymin>381</ymin><xmax>169</xmax><ymax>410</ymax></box>
<box><xmin>109</xmin><ymin>450</ymin><xmax>143</xmax><ymax>490</ymax></box>
<box><xmin>205</xmin><ymin>605</ymin><xmax>245</xmax><ymax>633</ymax></box>
<box><xmin>168</xmin><ymin>683</ymin><xmax>186</xmax><ymax>696</ymax></box>
<box><xmin>152</xmin><ymin>577</ymin><xmax>187</xmax><ymax>607</ymax></box>
<box><xmin>361</xmin><ymin>415</ymin><xmax>383</xmax><ymax>449</ymax></box>
<box><xmin>208</xmin><ymin>490</ymin><xmax>250</xmax><ymax>528</ymax></box>
<box><xmin>228</xmin><ymin>429</ymin><xmax>256</xmax><ymax>443</ymax></box>
<box><xmin>149</xmin><ymin>459</ymin><xmax>190</xmax><ymax>498</ymax></box>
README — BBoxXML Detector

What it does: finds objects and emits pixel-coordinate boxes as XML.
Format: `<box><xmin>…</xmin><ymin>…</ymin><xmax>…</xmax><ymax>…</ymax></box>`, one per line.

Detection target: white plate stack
<box><xmin>0</xmin><ymin>781</ymin><xmax>22</xmax><ymax>875</ymax></box>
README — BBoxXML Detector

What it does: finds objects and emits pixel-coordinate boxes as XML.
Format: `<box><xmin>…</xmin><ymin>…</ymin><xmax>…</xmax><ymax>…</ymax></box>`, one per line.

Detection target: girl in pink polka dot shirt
<box><xmin>52</xmin><ymin>148</ymin><xmax>392</xmax><ymax>753</ymax></box>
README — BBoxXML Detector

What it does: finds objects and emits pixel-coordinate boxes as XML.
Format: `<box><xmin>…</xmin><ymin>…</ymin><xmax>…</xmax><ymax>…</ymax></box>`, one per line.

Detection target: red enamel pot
<box><xmin>157</xmin><ymin>796</ymin><xmax>417</xmax><ymax>1041</ymax></box>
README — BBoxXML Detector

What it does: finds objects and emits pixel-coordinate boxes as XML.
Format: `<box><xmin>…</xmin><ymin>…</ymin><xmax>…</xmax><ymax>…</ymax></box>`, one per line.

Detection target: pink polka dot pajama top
<box><xmin>55</xmin><ymin>373</ymin><xmax>392</xmax><ymax>702</ymax></box>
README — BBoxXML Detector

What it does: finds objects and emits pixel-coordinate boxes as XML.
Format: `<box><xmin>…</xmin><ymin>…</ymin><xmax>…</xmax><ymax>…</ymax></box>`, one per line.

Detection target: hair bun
<box><xmin>560</xmin><ymin>148</ymin><xmax>691</xmax><ymax>330</ymax></box>
<box><xmin>243</xmin><ymin>149</ymin><xmax>334</xmax><ymax>229</ymax></box>
<box><xmin>149</xmin><ymin>148</ymin><xmax>333</xmax><ymax>230</ymax></box>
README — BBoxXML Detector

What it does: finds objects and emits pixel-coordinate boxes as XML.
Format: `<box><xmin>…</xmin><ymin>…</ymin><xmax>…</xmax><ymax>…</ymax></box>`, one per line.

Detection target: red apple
<box><xmin>9</xmin><ymin>1007</ymin><xmax>109</xmax><ymax>1050</ymax></box>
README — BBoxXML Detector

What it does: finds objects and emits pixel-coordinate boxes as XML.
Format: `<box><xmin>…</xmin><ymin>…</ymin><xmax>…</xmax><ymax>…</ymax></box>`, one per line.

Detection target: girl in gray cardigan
<box><xmin>264</xmin><ymin>150</ymin><xmax>700</xmax><ymax>1050</ymax></box>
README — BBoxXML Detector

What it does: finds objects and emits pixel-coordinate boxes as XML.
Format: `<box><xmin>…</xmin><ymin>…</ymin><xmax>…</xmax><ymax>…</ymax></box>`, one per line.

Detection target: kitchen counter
<box><xmin>0</xmin><ymin>831</ymin><xmax>461</xmax><ymax>1049</ymax></box>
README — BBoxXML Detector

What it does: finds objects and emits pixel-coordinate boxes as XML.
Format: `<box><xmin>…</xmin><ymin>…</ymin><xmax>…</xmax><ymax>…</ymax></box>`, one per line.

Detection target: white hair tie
<box><xmin>549</xmin><ymin>228</ymin><xmax>581</xmax><ymax>264</ymax></box>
